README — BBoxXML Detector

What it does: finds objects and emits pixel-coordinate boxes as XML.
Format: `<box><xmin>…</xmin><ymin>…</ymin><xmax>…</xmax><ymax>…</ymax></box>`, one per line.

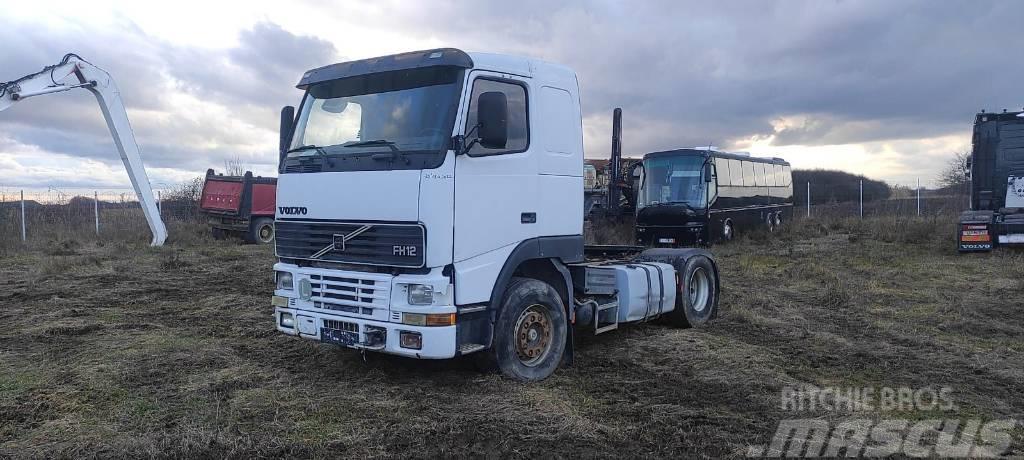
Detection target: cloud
<box><xmin>0</xmin><ymin>18</ymin><xmax>335</xmax><ymax>189</ymax></box>
<box><xmin>3</xmin><ymin>0</ymin><xmax>1024</xmax><ymax>189</ymax></box>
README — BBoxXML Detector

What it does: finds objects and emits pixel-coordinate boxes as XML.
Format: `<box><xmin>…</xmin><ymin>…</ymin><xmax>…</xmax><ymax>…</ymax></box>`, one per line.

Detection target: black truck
<box><xmin>958</xmin><ymin>110</ymin><xmax>1024</xmax><ymax>252</ymax></box>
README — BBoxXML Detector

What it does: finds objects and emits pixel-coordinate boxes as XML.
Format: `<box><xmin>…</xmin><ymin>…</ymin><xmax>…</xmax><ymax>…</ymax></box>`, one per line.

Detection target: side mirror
<box><xmin>477</xmin><ymin>91</ymin><xmax>508</xmax><ymax>149</ymax></box>
<box><xmin>704</xmin><ymin>163</ymin><xmax>714</xmax><ymax>182</ymax></box>
<box><xmin>279</xmin><ymin>105</ymin><xmax>295</xmax><ymax>164</ymax></box>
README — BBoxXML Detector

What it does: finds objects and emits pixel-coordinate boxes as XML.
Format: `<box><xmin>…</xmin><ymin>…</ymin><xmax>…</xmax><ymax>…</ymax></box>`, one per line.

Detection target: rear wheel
<box><xmin>666</xmin><ymin>255</ymin><xmax>718</xmax><ymax>328</ymax></box>
<box><xmin>486</xmin><ymin>277</ymin><xmax>567</xmax><ymax>382</ymax></box>
<box><xmin>247</xmin><ymin>218</ymin><xmax>275</xmax><ymax>244</ymax></box>
<box><xmin>766</xmin><ymin>213</ymin><xmax>776</xmax><ymax>232</ymax></box>
<box><xmin>211</xmin><ymin>227</ymin><xmax>227</xmax><ymax>240</ymax></box>
<box><xmin>774</xmin><ymin>211</ymin><xmax>782</xmax><ymax>228</ymax></box>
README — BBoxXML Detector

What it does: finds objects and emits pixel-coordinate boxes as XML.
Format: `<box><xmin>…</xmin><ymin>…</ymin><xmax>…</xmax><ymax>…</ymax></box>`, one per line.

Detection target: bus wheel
<box><xmin>773</xmin><ymin>212</ymin><xmax>782</xmax><ymax>228</ymax></box>
<box><xmin>766</xmin><ymin>213</ymin><xmax>776</xmax><ymax>232</ymax></box>
<box><xmin>722</xmin><ymin>220</ymin><xmax>734</xmax><ymax>241</ymax></box>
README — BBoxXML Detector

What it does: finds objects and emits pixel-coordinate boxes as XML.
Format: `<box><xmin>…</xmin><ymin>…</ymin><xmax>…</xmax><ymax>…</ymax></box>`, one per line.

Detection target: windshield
<box><xmin>287</xmin><ymin>67</ymin><xmax>462</xmax><ymax>168</ymax></box>
<box><xmin>638</xmin><ymin>155</ymin><xmax>708</xmax><ymax>209</ymax></box>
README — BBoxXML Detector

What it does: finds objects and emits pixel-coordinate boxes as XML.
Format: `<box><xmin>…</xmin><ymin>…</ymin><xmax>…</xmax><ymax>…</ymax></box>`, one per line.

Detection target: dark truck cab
<box><xmin>200</xmin><ymin>169</ymin><xmax>278</xmax><ymax>243</ymax></box>
<box><xmin>958</xmin><ymin>110</ymin><xmax>1024</xmax><ymax>252</ymax></box>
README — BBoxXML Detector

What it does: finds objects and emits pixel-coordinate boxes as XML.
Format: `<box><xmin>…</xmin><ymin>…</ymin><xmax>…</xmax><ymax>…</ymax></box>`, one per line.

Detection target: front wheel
<box><xmin>487</xmin><ymin>277</ymin><xmax>567</xmax><ymax>382</ymax></box>
<box><xmin>666</xmin><ymin>255</ymin><xmax>719</xmax><ymax>328</ymax></box>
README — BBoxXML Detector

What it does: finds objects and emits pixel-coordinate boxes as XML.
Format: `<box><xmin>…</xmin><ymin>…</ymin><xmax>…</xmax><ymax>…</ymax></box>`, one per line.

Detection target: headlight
<box><xmin>280</xmin><ymin>312</ymin><xmax>294</xmax><ymax>328</ymax></box>
<box><xmin>276</xmin><ymin>271</ymin><xmax>294</xmax><ymax>290</ymax></box>
<box><xmin>407</xmin><ymin>284</ymin><xmax>434</xmax><ymax>305</ymax></box>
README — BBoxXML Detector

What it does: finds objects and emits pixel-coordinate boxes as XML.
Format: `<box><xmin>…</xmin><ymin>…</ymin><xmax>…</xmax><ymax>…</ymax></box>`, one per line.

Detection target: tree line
<box><xmin>793</xmin><ymin>169</ymin><xmax>891</xmax><ymax>205</ymax></box>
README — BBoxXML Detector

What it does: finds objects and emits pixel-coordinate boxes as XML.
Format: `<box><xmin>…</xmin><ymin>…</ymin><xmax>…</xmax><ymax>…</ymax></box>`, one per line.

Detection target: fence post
<box><xmin>916</xmin><ymin>178</ymin><xmax>921</xmax><ymax>216</ymax></box>
<box><xmin>806</xmin><ymin>181</ymin><xmax>810</xmax><ymax>218</ymax></box>
<box><xmin>94</xmin><ymin>191</ymin><xmax>100</xmax><ymax>236</ymax></box>
<box><xmin>20</xmin><ymin>190</ymin><xmax>26</xmax><ymax>241</ymax></box>
<box><xmin>859</xmin><ymin>180</ymin><xmax>863</xmax><ymax>218</ymax></box>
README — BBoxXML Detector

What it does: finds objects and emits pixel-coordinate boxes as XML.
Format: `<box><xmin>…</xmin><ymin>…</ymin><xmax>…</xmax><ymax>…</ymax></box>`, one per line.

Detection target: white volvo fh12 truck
<box><xmin>271</xmin><ymin>48</ymin><xmax>720</xmax><ymax>381</ymax></box>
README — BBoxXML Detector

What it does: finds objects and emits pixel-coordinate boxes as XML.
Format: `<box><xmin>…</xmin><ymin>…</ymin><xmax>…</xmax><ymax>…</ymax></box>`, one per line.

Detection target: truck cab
<box><xmin>959</xmin><ymin>110</ymin><xmax>1024</xmax><ymax>251</ymax></box>
<box><xmin>271</xmin><ymin>49</ymin><xmax>719</xmax><ymax>380</ymax></box>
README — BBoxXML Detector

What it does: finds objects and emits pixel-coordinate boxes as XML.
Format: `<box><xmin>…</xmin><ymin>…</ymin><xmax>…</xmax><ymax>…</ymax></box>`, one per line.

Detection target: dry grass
<box><xmin>1</xmin><ymin>214</ymin><xmax>1023</xmax><ymax>457</ymax></box>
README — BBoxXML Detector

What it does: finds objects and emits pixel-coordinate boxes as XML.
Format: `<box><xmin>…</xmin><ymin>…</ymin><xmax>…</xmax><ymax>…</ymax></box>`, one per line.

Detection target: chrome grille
<box><xmin>276</xmin><ymin>220</ymin><xmax>425</xmax><ymax>268</ymax></box>
<box><xmin>309</xmin><ymin>272</ymin><xmax>390</xmax><ymax>317</ymax></box>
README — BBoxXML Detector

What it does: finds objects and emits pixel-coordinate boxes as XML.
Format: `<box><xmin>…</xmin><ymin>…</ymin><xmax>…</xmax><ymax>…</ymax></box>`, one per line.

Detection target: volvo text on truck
<box><xmin>270</xmin><ymin>49</ymin><xmax>721</xmax><ymax>381</ymax></box>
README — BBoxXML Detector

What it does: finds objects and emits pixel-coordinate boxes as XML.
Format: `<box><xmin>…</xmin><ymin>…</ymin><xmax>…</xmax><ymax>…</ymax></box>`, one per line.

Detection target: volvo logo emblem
<box><xmin>310</xmin><ymin>225</ymin><xmax>373</xmax><ymax>259</ymax></box>
<box><xmin>278</xmin><ymin>206</ymin><xmax>307</xmax><ymax>215</ymax></box>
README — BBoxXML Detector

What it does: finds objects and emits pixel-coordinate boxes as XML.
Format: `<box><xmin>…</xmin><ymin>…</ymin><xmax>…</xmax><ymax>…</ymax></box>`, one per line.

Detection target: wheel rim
<box><xmin>514</xmin><ymin>304</ymin><xmax>553</xmax><ymax>367</ymax></box>
<box><xmin>723</xmin><ymin>222</ymin><xmax>733</xmax><ymax>240</ymax></box>
<box><xmin>259</xmin><ymin>223</ymin><xmax>274</xmax><ymax>243</ymax></box>
<box><xmin>774</xmin><ymin>213</ymin><xmax>782</xmax><ymax>227</ymax></box>
<box><xmin>689</xmin><ymin>268</ymin><xmax>710</xmax><ymax>312</ymax></box>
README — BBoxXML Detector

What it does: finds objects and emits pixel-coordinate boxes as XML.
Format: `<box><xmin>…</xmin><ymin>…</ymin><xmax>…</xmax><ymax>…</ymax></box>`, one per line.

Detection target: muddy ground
<box><xmin>1</xmin><ymin>217</ymin><xmax>1022</xmax><ymax>458</ymax></box>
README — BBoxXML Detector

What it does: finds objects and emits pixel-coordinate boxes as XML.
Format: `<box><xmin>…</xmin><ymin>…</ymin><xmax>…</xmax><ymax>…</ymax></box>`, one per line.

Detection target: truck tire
<box><xmin>247</xmin><ymin>218</ymin><xmax>275</xmax><ymax>244</ymax></box>
<box><xmin>211</xmin><ymin>227</ymin><xmax>227</xmax><ymax>240</ymax></box>
<box><xmin>486</xmin><ymin>277</ymin><xmax>567</xmax><ymax>382</ymax></box>
<box><xmin>667</xmin><ymin>255</ymin><xmax>718</xmax><ymax>328</ymax></box>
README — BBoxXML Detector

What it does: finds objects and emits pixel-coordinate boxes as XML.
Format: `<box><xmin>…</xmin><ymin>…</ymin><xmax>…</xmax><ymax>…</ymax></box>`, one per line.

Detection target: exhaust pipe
<box><xmin>608</xmin><ymin>107</ymin><xmax>623</xmax><ymax>215</ymax></box>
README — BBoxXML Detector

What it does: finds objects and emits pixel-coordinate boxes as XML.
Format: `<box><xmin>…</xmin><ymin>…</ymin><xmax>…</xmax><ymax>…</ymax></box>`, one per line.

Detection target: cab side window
<box><xmin>465</xmin><ymin>78</ymin><xmax>529</xmax><ymax>155</ymax></box>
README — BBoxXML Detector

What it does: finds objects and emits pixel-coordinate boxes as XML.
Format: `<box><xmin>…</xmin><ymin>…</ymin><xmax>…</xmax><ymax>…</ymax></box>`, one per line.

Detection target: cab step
<box><xmin>594</xmin><ymin>301</ymin><xmax>619</xmax><ymax>334</ymax></box>
<box><xmin>458</xmin><ymin>343</ymin><xmax>487</xmax><ymax>354</ymax></box>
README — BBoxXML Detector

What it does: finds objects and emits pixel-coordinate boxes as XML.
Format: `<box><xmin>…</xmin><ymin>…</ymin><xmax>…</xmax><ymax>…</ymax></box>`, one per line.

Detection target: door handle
<box><xmin>521</xmin><ymin>212</ymin><xmax>537</xmax><ymax>224</ymax></box>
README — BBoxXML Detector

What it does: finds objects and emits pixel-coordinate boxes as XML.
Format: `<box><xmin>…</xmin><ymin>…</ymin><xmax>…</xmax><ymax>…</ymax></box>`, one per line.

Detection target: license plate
<box><xmin>320</xmin><ymin>327</ymin><xmax>358</xmax><ymax>346</ymax></box>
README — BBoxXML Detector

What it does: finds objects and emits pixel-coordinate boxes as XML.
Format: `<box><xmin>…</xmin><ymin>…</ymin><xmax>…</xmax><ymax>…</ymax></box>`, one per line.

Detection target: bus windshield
<box><xmin>639</xmin><ymin>155</ymin><xmax>707</xmax><ymax>209</ymax></box>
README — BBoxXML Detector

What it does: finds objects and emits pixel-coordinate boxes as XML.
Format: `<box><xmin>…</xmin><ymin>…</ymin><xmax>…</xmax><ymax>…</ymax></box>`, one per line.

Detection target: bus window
<box><xmin>729</xmin><ymin>159</ymin><xmax>743</xmax><ymax>186</ymax></box>
<box><xmin>714</xmin><ymin>157</ymin><xmax>730</xmax><ymax>186</ymax></box>
<box><xmin>742</xmin><ymin>161</ymin><xmax>755</xmax><ymax>186</ymax></box>
<box><xmin>754</xmin><ymin>163</ymin><xmax>767</xmax><ymax>186</ymax></box>
<box><xmin>765</xmin><ymin>163</ymin><xmax>777</xmax><ymax>186</ymax></box>
<box><xmin>782</xmin><ymin>165</ymin><xmax>792</xmax><ymax>186</ymax></box>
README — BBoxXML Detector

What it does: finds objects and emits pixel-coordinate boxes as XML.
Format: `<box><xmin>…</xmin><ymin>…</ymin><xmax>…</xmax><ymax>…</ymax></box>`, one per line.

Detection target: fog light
<box><xmin>276</xmin><ymin>271</ymin><xmax>293</xmax><ymax>290</ymax></box>
<box><xmin>280</xmin><ymin>312</ymin><xmax>294</xmax><ymax>328</ymax></box>
<box><xmin>407</xmin><ymin>284</ymin><xmax>434</xmax><ymax>305</ymax></box>
<box><xmin>399</xmin><ymin>331</ymin><xmax>422</xmax><ymax>350</ymax></box>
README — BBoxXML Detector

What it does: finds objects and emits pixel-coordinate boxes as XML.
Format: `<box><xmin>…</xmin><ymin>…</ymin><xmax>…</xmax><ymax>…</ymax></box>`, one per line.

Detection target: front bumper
<box><xmin>272</xmin><ymin>262</ymin><xmax>458</xmax><ymax>359</ymax></box>
<box><xmin>275</xmin><ymin>306</ymin><xmax>456</xmax><ymax>359</ymax></box>
<box><xmin>636</xmin><ymin>224</ymin><xmax>706</xmax><ymax>246</ymax></box>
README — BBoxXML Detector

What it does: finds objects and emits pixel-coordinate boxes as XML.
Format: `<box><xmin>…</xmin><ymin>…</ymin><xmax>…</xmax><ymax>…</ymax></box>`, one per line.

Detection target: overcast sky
<box><xmin>2</xmin><ymin>0</ymin><xmax>1022</xmax><ymax>192</ymax></box>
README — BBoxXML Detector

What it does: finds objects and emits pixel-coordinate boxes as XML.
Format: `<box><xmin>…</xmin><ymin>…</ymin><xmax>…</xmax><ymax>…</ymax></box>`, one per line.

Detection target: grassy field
<box><xmin>1</xmin><ymin>216</ymin><xmax>1022</xmax><ymax>457</ymax></box>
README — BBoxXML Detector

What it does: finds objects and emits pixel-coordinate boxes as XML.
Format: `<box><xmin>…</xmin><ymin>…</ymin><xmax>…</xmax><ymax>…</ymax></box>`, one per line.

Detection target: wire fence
<box><xmin>798</xmin><ymin>180</ymin><xmax>968</xmax><ymax>220</ymax></box>
<box><xmin>0</xmin><ymin>187</ymin><xmax>203</xmax><ymax>247</ymax></box>
<box><xmin>0</xmin><ymin>180</ymin><xmax>970</xmax><ymax>247</ymax></box>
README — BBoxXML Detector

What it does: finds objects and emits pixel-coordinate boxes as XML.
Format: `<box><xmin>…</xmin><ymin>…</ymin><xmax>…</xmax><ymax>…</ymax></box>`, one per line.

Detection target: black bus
<box><xmin>634</xmin><ymin>149</ymin><xmax>793</xmax><ymax>246</ymax></box>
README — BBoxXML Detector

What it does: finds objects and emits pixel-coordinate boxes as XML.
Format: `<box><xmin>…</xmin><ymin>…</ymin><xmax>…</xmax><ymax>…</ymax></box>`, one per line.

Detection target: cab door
<box><xmin>453</xmin><ymin>72</ymin><xmax>537</xmax><ymax>297</ymax></box>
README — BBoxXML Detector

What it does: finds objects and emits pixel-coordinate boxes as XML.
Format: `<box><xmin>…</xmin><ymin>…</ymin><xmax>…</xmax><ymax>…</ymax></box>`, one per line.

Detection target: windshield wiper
<box><xmin>343</xmin><ymin>139</ymin><xmax>400</xmax><ymax>152</ymax></box>
<box><xmin>286</xmin><ymin>144</ymin><xmax>329</xmax><ymax>158</ymax></box>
